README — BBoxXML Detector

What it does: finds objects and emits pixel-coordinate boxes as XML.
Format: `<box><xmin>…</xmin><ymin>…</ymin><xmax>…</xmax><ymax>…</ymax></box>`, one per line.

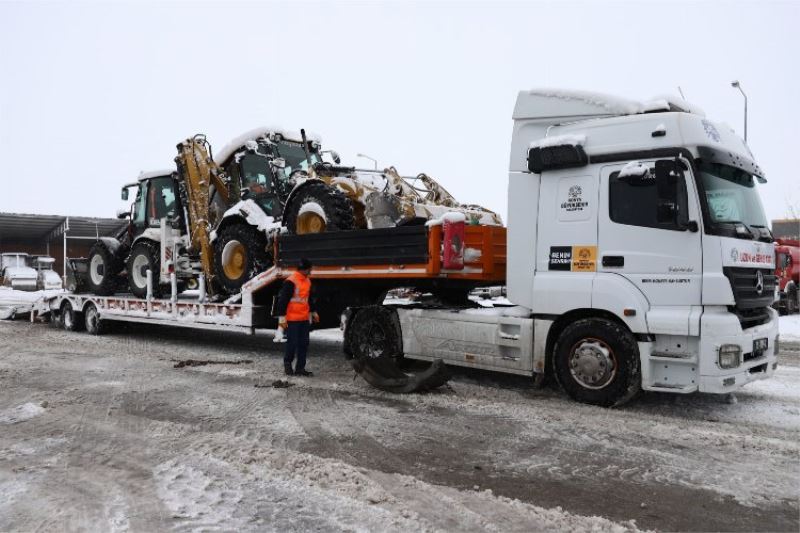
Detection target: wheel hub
<box><xmin>131</xmin><ymin>255</ymin><xmax>149</xmax><ymax>289</ymax></box>
<box><xmin>89</xmin><ymin>254</ymin><xmax>105</xmax><ymax>285</ymax></box>
<box><xmin>569</xmin><ymin>339</ymin><xmax>616</xmax><ymax>389</ymax></box>
<box><xmin>297</xmin><ymin>212</ymin><xmax>326</xmax><ymax>235</ymax></box>
<box><xmin>221</xmin><ymin>240</ymin><xmax>247</xmax><ymax>280</ymax></box>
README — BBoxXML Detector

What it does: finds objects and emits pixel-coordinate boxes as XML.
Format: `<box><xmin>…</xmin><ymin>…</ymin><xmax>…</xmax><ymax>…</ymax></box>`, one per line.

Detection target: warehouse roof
<box><xmin>0</xmin><ymin>212</ymin><xmax>126</xmax><ymax>242</ymax></box>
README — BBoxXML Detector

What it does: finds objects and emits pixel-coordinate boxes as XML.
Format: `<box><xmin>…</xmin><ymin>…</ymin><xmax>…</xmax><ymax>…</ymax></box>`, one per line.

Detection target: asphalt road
<box><xmin>0</xmin><ymin>319</ymin><xmax>798</xmax><ymax>532</ymax></box>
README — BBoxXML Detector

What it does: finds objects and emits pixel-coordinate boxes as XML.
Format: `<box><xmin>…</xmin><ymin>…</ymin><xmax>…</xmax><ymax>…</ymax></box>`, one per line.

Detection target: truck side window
<box><xmin>609</xmin><ymin>165</ymin><xmax>688</xmax><ymax>231</ymax></box>
<box><xmin>240</xmin><ymin>154</ymin><xmax>274</xmax><ymax>195</ymax></box>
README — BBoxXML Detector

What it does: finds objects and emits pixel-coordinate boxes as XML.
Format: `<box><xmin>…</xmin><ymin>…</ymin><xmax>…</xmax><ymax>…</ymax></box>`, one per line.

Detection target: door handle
<box><xmin>602</xmin><ymin>255</ymin><xmax>624</xmax><ymax>267</ymax></box>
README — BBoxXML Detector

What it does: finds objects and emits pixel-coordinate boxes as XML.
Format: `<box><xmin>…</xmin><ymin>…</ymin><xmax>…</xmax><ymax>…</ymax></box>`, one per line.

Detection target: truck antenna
<box><xmin>677</xmin><ymin>86</ymin><xmax>686</xmax><ymax>99</ymax></box>
<box><xmin>300</xmin><ymin>129</ymin><xmax>313</xmax><ymax>169</ymax></box>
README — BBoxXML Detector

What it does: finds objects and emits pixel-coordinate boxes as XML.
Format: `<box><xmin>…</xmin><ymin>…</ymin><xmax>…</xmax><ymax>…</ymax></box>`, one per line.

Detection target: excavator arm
<box><xmin>174</xmin><ymin>135</ymin><xmax>232</xmax><ymax>297</ymax></box>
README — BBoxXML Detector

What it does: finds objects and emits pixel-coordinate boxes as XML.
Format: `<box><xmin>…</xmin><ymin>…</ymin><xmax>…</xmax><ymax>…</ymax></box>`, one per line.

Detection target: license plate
<box><xmin>753</xmin><ymin>338</ymin><xmax>768</xmax><ymax>355</ymax></box>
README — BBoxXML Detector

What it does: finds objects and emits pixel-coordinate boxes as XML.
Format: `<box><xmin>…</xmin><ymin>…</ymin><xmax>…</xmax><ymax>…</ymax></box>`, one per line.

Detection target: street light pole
<box><xmin>731</xmin><ymin>80</ymin><xmax>748</xmax><ymax>142</ymax></box>
<box><xmin>356</xmin><ymin>153</ymin><xmax>378</xmax><ymax>170</ymax></box>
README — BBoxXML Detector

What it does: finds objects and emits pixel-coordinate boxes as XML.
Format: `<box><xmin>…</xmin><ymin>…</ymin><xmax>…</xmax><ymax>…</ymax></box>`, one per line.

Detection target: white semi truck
<box><xmin>343</xmin><ymin>89</ymin><xmax>779</xmax><ymax>407</ymax></box>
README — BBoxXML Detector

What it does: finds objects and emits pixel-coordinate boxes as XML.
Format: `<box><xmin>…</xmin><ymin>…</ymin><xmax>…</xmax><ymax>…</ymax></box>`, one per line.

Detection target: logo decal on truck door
<box><xmin>549</xmin><ymin>246</ymin><xmax>597</xmax><ymax>272</ymax></box>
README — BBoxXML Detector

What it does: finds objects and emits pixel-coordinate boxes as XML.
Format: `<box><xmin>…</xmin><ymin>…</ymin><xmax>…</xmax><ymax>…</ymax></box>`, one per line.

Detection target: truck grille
<box><xmin>723</xmin><ymin>267</ymin><xmax>776</xmax><ymax>311</ymax></box>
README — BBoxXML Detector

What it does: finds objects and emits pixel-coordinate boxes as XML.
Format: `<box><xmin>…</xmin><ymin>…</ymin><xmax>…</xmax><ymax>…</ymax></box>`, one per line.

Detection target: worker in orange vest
<box><xmin>276</xmin><ymin>258</ymin><xmax>320</xmax><ymax>376</ymax></box>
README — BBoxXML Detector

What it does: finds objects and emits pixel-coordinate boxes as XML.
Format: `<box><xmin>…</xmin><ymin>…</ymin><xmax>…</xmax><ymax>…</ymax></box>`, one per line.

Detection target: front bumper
<box><xmin>698</xmin><ymin>307</ymin><xmax>779</xmax><ymax>394</ymax></box>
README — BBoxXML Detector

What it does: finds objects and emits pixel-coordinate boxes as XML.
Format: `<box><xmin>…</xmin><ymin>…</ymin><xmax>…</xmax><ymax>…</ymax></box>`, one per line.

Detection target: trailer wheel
<box><xmin>127</xmin><ymin>240</ymin><xmax>163</xmax><ymax>298</ymax></box>
<box><xmin>84</xmin><ymin>303</ymin><xmax>104</xmax><ymax>335</ymax></box>
<box><xmin>60</xmin><ymin>300</ymin><xmax>85</xmax><ymax>332</ymax></box>
<box><xmin>347</xmin><ymin>306</ymin><xmax>403</xmax><ymax>360</ymax></box>
<box><xmin>87</xmin><ymin>241</ymin><xmax>122</xmax><ymax>296</ymax></box>
<box><xmin>213</xmin><ymin>223</ymin><xmax>272</xmax><ymax>294</ymax></box>
<box><xmin>284</xmin><ymin>182</ymin><xmax>355</xmax><ymax>234</ymax></box>
<box><xmin>553</xmin><ymin>318</ymin><xmax>640</xmax><ymax>407</ymax></box>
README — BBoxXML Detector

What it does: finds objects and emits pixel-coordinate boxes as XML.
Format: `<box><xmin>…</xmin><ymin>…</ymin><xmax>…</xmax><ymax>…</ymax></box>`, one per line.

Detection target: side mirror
<box><xmin>271</xmin><ymin>157</ymin><xmax>286</xmax><ymax>169</ymax></box>
<box><xmin>116</xmin><ymin>208</ymin><xmax>130</xmax><ymax>219</ymax></box>
<box><xmin>121</xmin><ymin>188</ymin><xmax>129</xmax><ymax>201</ymax></box>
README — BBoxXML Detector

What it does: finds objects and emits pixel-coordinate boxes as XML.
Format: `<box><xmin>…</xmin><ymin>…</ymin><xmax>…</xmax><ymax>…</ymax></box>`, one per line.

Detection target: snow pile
<box><xmin>779</xmin><ymin>314</ymin><xmax>800</xmax><ymax>341</ymax></box>
<box><xmin>529</xmin><ymin>133</ymin><xmax>587</xmax><ymax>149</ymax></box>
<box><xmin>297</xmin><ymin>201</ymin><xmax>327</xmax><ymax>223</ymax></box>
<box><xmin>213</xmin><ymin>199</ymin><xmax>283</xmax><ymax>241</ymax></box>
<box><xmin>214</xmin><ymin>126</ymin><xmax>322</xmax><ymax>164</ymax></box>
<box><xmin>0</xmin><ymin>402</ymin><xmax>46</xmax><ymax>425</ymax></box>
<box><xmin>527</xmin><ymin>88</ymin><xmax>704</xmax><ymax>117</ymax></box>
<box><xmin>137</xmin><ymin>168</ymin><xmax>174</xmax><ymax>181</ymax></box>
<box><xmin>464</xmin><ymin>247</ymin><xmax>482</xmax><ymax>262</ymax></box>
<box><xmin>618</xmin><ymin>161</ymin><xmax>652</xmax><ymax>178</ymax></box>
<box><xmin>528</xmin><ymin>88</ymin><xmax>644</xmax><ymax>115</ymax></box>
<box><xmin>424</xmin><ymin>211</ymin><xmax>467</xmax><ymax>227</ymax></box>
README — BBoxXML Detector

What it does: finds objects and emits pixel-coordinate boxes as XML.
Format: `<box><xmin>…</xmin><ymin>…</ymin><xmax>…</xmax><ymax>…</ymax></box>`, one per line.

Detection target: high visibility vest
<box><xmin>285</xmin><ymin>271</ymin><xmax>311</xmax><ymax>322</ymax></box>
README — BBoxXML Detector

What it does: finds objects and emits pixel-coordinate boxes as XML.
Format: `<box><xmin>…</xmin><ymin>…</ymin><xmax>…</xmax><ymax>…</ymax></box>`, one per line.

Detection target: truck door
<box><xmin>597</xmin><ymin>159</ymin><xmax>703</xmax><ymax>309</ymax></box>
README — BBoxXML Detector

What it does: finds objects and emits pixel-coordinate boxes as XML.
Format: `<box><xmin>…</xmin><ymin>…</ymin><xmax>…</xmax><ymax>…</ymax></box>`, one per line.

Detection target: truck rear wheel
<box><xmin>284</xmin><ymin>182</ymin><xmax>355</xmax><ymax>235</ymax></box>
<box><xmin>213</xmin><ymin>223</ymin><xmax>272</xmax><ymax>295</ymax></box>
<box><xmin>346</xmin><ymin>306</ymin><xmax>403</xmax><ymax>360</ymax></box>
<box><xmin>87</xmin><ymin>241</ymin><xmax>123</xmax><ymax>296</ymax></box>
<box><xmin>553</xmin><ymin>318</ymin><xmax>641</xmax><ymax>407</ymax></box>
<box><xmin>84</xmin><ymin>302</ymin><xmax>104</xmax><ymax>335</ymax></box>
<box><xmin>60</xmin><ymin>300</ymin><xmax>84</xmax><ymax>332</ymax></box>
<box><xmin>127</xmin><ymin>240</ymin><xmax>163</xmax><ymax>298</ymax></box>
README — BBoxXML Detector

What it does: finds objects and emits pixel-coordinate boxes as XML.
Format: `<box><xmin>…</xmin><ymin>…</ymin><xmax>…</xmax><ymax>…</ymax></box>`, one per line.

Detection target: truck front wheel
<box><xmin>553</xmin><ymin>318</ymin><xmax>641</xmax><ymax>407</ymax></box>
<box><xmin>346</xmin><ymin>306</ymin><xmax>403</xmax><ymax>360</ymax></box>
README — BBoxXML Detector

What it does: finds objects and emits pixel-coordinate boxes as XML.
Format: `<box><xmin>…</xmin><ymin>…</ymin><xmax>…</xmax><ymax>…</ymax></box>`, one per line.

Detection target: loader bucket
<box><xmin>351</xmin><ymin>356</ymin><xmax>450</xmax><ymax>393</ymax></box>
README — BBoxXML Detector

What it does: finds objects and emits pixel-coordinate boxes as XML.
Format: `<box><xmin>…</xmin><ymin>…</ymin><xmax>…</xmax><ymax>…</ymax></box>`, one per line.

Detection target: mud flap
<box><xmin>351</xmin><ymin>357</ymin><xmax>451</xmax><ymax>393</ymax></box>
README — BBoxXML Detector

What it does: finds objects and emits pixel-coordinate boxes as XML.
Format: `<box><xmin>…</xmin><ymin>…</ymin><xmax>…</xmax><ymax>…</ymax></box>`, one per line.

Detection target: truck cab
<box><xmin>507</xmin><ymin>90</ymin><xmax>778</xmax><ymax>401</ymax></box>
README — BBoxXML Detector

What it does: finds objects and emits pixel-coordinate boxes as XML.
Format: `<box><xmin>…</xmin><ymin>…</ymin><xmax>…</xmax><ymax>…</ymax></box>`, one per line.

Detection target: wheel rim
<box><xmin>360</xmin><ymin>323</ymin><xmax>388</xmax><ymax>359</ymax></box>
<box><xmin>89</xmin><ymin>254</ymin><xmax>105</xmax><ymax>285</ymax></box>
<box><xmin>131</xmin><ymin>254</ymin><xmax>150</xmax><ymax>290</ymax></box>
<box><xmin>221</xmin><ymin>240</ymin><xmax>247</xmax><ymax>280</ymax></box>
<box><xmin>297</xmin><ymin>212</ymin><xmax>326</xmax><ymax>234</ymax></box>
<box><xmin>568</xmin><ymin>337</ymin><xmax>617</xmax><ymax>389</ymax></box>
<box><xmin>63</xmin><ymin>306</ymin><xmax>72</xmax><ymax>328</ymax></box>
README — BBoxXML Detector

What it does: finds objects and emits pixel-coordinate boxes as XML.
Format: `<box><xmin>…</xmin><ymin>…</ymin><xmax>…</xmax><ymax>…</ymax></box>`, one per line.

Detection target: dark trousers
<box><xmin>284</xmin><ymin>321</ymin><xmax>310</xmax><ymax>371</ymax></box>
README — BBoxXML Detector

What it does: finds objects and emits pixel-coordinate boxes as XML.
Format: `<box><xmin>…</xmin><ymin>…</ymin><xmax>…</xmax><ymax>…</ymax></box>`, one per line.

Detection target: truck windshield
<box><xmin>698</xmin><ymin>161</ymin><xmax>769</xmax><ymax>239</ymax></box>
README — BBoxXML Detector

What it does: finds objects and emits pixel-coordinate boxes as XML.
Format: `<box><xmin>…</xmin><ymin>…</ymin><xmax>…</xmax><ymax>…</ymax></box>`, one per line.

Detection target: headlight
<box><xmin>718</xmin><ymin>344</ymin><xmax>742</xmax><ymax>369</ymax></box>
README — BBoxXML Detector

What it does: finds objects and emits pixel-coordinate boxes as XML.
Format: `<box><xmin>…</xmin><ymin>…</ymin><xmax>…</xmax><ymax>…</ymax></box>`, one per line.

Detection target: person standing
<box><xmin>276</xmin><ymin>258</ymin><xmax>319</xmax><ymax>376</ymax></box>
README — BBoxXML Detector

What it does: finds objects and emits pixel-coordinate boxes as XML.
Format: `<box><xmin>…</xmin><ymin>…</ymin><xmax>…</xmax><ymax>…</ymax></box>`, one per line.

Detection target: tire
<box><xmin>553</xmin><ymin>318</ymin><xmax>641</xmax><ymax>407</ymax></box>
<box><xmin>84</xmin><ymin>303</ymin><xmax>104</xmax><ymax>335</ymax></box>
<box><xmin>213</xmin><ymin>223</ymin><xmax>272</xmax><ymax>295</ymax></box>
<box><xmin>346</xmin><ymin>306</ymin><xmax>403</xmax><ymax>361</ymax></box>
<box><xmin>284</xmin><ymin>181</ymin><xmax>355</xmax><ymax>235</ymax></box>
<box><xmin>127</xmin><ymin>240</ymin><xmax>163</xmax><ymax>298</ymax></box>
<box><xmin>87</xmin><ymin>241</ymin><xmax>123</xmax><ymax>296</ymax></box>
<box><xmin>60</xmin><ymin>300</ymin><xmax>84</xmax><ymax>332</ymax></box>
<box><xmin>788</xmin><ymin>286</ymin><xmax>798</xmax><ymax>315</ymax></box>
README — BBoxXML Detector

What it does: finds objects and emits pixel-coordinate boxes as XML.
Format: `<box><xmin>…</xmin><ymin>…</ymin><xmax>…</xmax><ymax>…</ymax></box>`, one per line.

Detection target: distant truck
<box><xmin>774</xmin><ymin>238</ymin><xmax>798</xmax><ymax>314</ymax></box>
<box><xmin>33</xmin><ymin>256</ymin><xmax>62</xmax><ymax>291</ymax></box>
<box><xmin>0</xmin><ymin>253</ymin><xmax>38</xmax><ymax>291</ymax></box>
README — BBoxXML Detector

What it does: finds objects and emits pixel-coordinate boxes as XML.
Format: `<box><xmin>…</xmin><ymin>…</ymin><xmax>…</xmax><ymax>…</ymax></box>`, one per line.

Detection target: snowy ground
<box><xmin>780</xmin><ymin>314</ymin><xmax>800</xmax><ymax>341</ymax></box>
<box><xmin>0</xmin><ymin>320</ymin><xmax>798</xmax><ymax>532</ymax></box>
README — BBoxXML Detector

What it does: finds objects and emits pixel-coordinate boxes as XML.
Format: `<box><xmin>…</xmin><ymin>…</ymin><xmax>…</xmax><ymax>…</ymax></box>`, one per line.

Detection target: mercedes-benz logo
<box><xmin>755</xmin><ymin>270</ymin><xmax>764</xmax><ymax>295</ymax></box>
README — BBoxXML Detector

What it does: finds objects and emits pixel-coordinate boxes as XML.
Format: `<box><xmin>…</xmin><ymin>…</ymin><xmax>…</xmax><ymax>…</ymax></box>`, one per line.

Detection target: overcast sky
<box><xmin>1</xmin><ymin>0</ymin><xmax>797</xmax><ymax>223</ymax></box>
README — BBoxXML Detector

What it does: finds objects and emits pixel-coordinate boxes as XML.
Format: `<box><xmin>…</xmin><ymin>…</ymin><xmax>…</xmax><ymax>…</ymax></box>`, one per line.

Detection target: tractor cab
<box><xmin>120</xmin><ymin>170</ymin><xmax>183</xmax><ymax>240</ymax></box>
<box><xmin>220</xmin><ymin>131</ymin><xmax>323</xmax><ymax>218</ymax></box>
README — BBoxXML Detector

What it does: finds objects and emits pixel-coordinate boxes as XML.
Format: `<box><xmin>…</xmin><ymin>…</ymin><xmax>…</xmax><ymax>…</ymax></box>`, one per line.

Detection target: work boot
<box><xmin>284</xmin><ymin>366</ymin><xmax>294</xmax><ymax>376</ymax></box>
<box><xmin>295</xmin><ymin>369</ymin><xmax>313</xmax><ymax>377</ymax></box>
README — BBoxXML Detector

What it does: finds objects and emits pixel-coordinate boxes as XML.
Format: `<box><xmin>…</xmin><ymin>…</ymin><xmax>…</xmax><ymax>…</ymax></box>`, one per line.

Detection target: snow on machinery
<box><xmin>180</xmin><ymin>127</ymin><xmax>502</xmax><ymax>296</ymax></box>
